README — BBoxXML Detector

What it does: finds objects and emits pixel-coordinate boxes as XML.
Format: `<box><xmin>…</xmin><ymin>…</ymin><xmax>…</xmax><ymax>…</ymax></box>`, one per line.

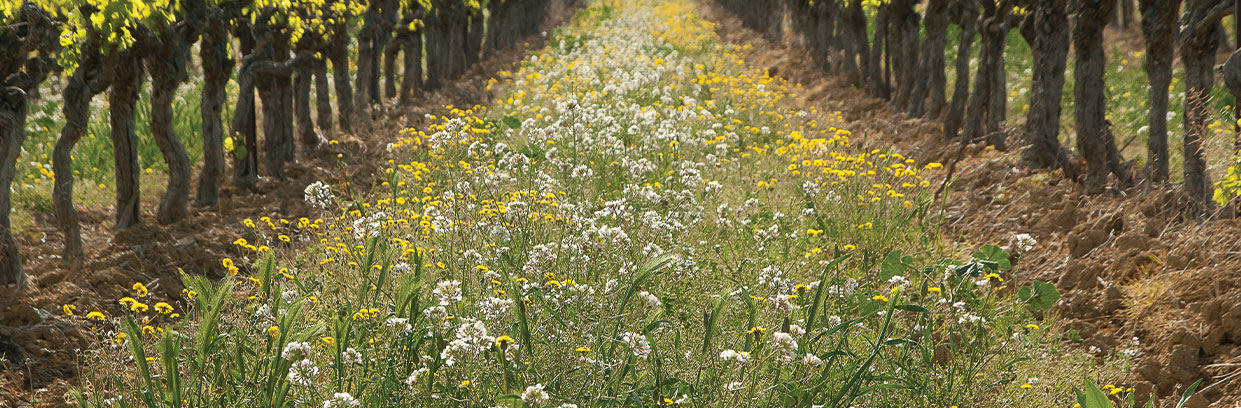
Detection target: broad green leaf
<box><xmin>880</xmin><ymin>250</ymin><xmax>911</xmax><ymax>280</ymax></box>
<box><xmin>502</xmin><ymin>115</ymin><xmax>522</xmax><ymax>129</ymax></box>
<box><xmin>973</xmin><ymin>244</ymin><xmax>1011</xmax><ymax>271</ymax></box>
<box><xmin>1017</xmin><ymin>281</ymin><xmax>1061</xmax><ymax>311</ymax></box>
<box><xmin>1075</xmin><ymin>381</ymin><xmax>1112</xmax><ymax>408</ymax></box>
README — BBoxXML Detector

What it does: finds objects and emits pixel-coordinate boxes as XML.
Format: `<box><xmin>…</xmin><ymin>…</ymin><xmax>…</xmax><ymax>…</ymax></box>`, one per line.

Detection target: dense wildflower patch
<box><xmin>68</xmin><ymin>1</ymin><xmax>1124</xmax><ymax>407</ymax></box>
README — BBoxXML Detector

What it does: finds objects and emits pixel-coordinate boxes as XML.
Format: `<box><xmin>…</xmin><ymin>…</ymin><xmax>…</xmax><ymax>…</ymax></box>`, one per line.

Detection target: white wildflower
<box><xmin>521</xmin><ymin>384</ymin><xmax>549</xmax><ymax>405</ymax></box>
<box><xmin>321</xmin><ymin>392</ymin><xmax>360</xmax><ymax>408</ymax></box>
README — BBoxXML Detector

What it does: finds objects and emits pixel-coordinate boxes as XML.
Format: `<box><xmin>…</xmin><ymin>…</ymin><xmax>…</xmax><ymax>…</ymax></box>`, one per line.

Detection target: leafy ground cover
<box><xmin>64</xmin><ymin>1</ymin><xmax>1130</xmax><ymax>406</ymax></box>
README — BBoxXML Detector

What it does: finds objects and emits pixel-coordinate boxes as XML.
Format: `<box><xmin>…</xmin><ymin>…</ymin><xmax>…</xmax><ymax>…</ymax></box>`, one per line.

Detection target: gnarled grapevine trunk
<box><xmin>196</xmin><ymin>13</ymin><xmax>232</xmax><ymax>208</ymax></box>
<box><xmin>232</xmin><ymin>26</ymin><xmax>260</xmax><ymax>189</ymax></box>
<box><xmin>1179</xmin><ymin>0</ymin><xmax>1233</xmax><ymax>209</ymax></box>
<box><xmin>1120</xmin><ymin>0</ymin><xmax>1136</xmax><ymax>27</ymax></box>
<box><xmin>1073</xmin><ymin>0</ymin><xmax>1127</xmax><ymax>193</ymax></box>
<box><xmin>484</xmin><ymin>0</ymin><xmax>504</xmax><ymax>58</ymax></box>
<box><xmin>1139</xmin><ymin>0</ymin><xmax>1181</xmax><ymax>183</ymax></box>
<box><xmin>868</xmin><ymin>3</ymin><xmax>890</xmax><ymax>98</ymax></box>
<box><xmin>399</xmin><ymin>20</ymin><xmax>425</xmax><ymax>105</ymax></box>
<box><xmin>962</xmin><ymin>1</ymin><xmax>1013</xmax><ymax>149</ymax></box>
<box><xmin>147</xmin><ymin>27</ymin><xmax>195</xmax><ymax>224</ymax></box>
<box><xmin>426</xmin><ymin>3</ymin><xmax>470</xmax><ymax>89</ymax></box>
<box><xmin>256</xmin><ymin>33</ymin><xmax>295</xmax><ymax>179</ymax></box>
<box><xmin>0</xmin><ymin>88</ymin><xmax>27</xmax><ymax>287</ymax></box>
<box><xmin>909</xmin><ymin>0</ymin><xmax>949</xmax><ymax>118</ymax></box>
<box><xmin>466</xmin><ymin>7</ymin><xmax>486</xmax><ymax>67</ymax></box>
<box><xmin>889</xmin><ymin>0</ymin><xmax>920</xmax><ymax>111</ymax></box>
<box><xmin>944</xmin><ymin>0</ymin><xmax>977</xmax><ymax>140</ymax></box>
<box><xmin>314</xmin><ymin>57</ymin><xmax>334</xmax><ymax>133</ymax></box>
<box><xmin>384</xmin><ymin>38</ymin><xmax>401</xmax><ymax>100</ymax></box>
<box><xmin>295</xmin><ymin>65</ymin><xmax>317</xmax><ymax>147</ymax></box>
<box><xmin>0</xmin><ymin>4</ymin><xmax>55</xmax><ymax>286</ymax></box>
<box><xmin>355</xmin><ymin>8</ymin><xmax>380</xmax><ymax>108</ymax></box>
<box><xmin>377</xmin><ymin>0</ymin><xmax>398</xmax><ymax>102</ymax></box>
<box><xmin>841</xmin><ymin>0</ymin><xmax>869</xmax><ymax>86</ymax></box>
<box><xmin>809</xmin><ymin>1</ymin><xmax>837</xmax><ymax>71</ymax></box>
<box><xmin>54</xmin><ymin>38</ymin><xmax>112</xmax><ymax>264</ymax></box>
<box><xmin>1021</xmin><ymin>0</ymin><xmax>1072</xmax><ymax>169</ymax></box>
<box><xmin>110</xmin><ymin>50</ymin><xmax>144</xmax><ymax>229</ymax></box>
<box><xmin>294</xmin><ymin>30</ymin><xmax>321</xmax><ymax>147</ymax></box>
<box><xmin>328</xmin><ymin>24</ymin><xmax>354</xmax><ymax>132</ymax></box>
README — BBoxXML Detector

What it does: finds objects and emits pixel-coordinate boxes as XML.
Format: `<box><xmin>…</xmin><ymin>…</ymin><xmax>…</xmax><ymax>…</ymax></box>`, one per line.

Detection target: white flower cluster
<box><xmin>321</xmin><ymin>392</ymin><xmax>359</xmax><ymax>408</ymax></box>
<box><xmin>441</xmin><ymin>320</ymin><xmax>496</xmax><ymax>366</ymax></box>
<box><xmin>619</xmin><ymin>332</ymin><xmax>651</xmax><ymax>360</ymax></box>
<box><xmin>303</xmin><ymin>181</ymin><xmax>334</xmax><ymax>210</ymax></box>
<box><xmin>281</xmin><ymin>342</ymin><xmax>317</xmax><ymax>386</ymax></box>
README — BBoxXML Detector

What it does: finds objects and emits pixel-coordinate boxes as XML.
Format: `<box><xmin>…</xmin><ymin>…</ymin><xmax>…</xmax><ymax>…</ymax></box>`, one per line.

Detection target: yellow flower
<box><xmin>130</xmin><ymin>302</ymin><xmax>149</xmax><ymax>313</ymax></box>
<box><xmin>86</xmin><ymin>311</ymin><xmax>106</xmax><ymax>321</ymax></box>
<box><xmin>575</xmin><ymin>346</ymin><xmax>591</xmax><ymax>353</ymax></box>
<box><xmin>459</xmin><ymin>379</ymin><xmax>471</xmax><ymax>388</ymax></box>
<box><xmin>496</xmin><ymin>336</ymin><xmax>515</xmax><ymax>348</ymax></box>
<box><xmin>747</xmin><ymin>326</ymin><xmax>766</xmax><ymax>336</ymax></box>
<box><xmin>322</xmin><ymin>336</ymin><xmax>335</xmax><ymax>346</ymax></box>
<box><xmin>132</xmin><ymin>282</ymin><xmax>149</xmax><ymax>297</ymax></box>
<box><xmin>1020</xmin><ymin>383</ymin><xmax>1033</xmax><ymax>389</ymax></box>
<box><xmin>62</xmin><ymin>304</ymin><xmax>76</xmax><ymax>316</ymax></box>
<box><xmin>843</xmin><ymin>244</ymin><xmax>856</xmax><ymax>251</ymax></box>
<box><xmin>267</xmin><ymin>325</ymin><xmax>281</xmax><ymax>338</ymax></box>
<box><xmin>872</xmin><ymin>295</ymin><xmax>889</xmax><ymax>302</ymax></box>
<box><xmin>154</xmin><ymin>302</ymin><xmax>174</xmax><ymax>314</ymax></box>
<box><xmin>927</xmin><ymin>287</ymin><xmax>942</xmax><ymax>294</ymax></box>
<box><xmin>1026</xmin><ymin>324</ymin><xmax>1040</xmax><ymax>330</ymax></box>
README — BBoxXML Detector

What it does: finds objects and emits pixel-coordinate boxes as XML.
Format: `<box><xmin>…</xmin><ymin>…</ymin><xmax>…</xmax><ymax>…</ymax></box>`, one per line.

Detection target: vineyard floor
<box><xmin>5</xmin><ymin>0</ymin><xmax>1241</xmax><ymax>406</ymax></box>
<box><xmin>0</xmin><ymin>15</ymin><xmax>574</xmax><ymax>406</ymax></box>
<box><xmin>700</xmin><ymin>3</ymin><xmax>1241</xmax><ymax>406</ymax></box>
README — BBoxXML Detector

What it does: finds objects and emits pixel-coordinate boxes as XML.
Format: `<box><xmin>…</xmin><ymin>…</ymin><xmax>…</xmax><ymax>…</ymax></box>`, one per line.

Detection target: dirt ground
<box><xmin>0</xmin><ymin>10</ymin><xmax>576</xmax><ymax>406</ymax></box>
<box><xmin>698</xmin><ymin>4</ymin><xmax>1241</xmax><ymax>407</ymax></box>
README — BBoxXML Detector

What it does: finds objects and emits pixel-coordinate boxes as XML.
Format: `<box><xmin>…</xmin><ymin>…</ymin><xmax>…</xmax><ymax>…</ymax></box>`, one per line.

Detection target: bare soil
<box><xmin>699</xmin><ymin>4</ymin><xmax>1241</xmax><ymax>407</ymax></box>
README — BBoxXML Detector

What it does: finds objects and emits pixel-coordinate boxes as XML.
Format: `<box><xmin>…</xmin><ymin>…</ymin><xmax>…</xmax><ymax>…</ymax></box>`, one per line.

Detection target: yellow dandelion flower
<box><xmin>132</xmin><ymin>282</ymin><xmax>149</xmax><ymax>297</ymax></box>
